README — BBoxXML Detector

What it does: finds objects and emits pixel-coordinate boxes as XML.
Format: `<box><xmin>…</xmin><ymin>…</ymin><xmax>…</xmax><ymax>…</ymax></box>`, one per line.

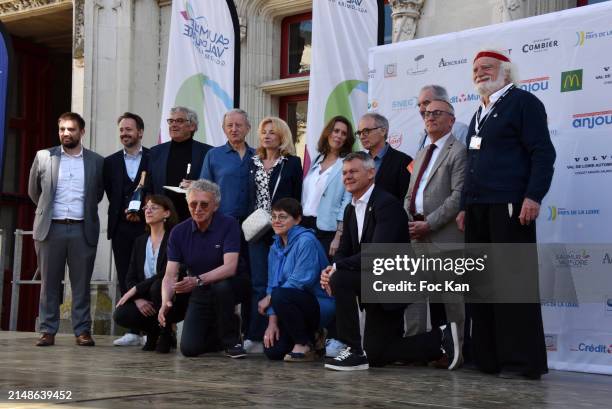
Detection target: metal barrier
<box><xmin>9</xmin><ymin>229</ymin><xmax>115</xmax><ymax>332</ymax></box>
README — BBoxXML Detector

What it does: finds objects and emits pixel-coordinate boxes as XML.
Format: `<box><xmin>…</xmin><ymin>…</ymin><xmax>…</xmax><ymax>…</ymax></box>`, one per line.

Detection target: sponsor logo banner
<box><xmin>572</xmin><ymin>110</ymin><xmax>612</xmax><ymax>129</ymax></box>
<box><xmin>522</xmin><ymin>38</ymin><xmax>559</xmax><ymax>53</ymax></box>
<box><xmin>561</xmin><ymin>69</ymin><xmax>583</xmax><ymax>92</ymax></box>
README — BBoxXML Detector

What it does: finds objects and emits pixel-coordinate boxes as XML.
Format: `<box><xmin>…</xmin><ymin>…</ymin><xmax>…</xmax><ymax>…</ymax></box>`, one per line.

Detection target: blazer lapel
<box><xmin>83</xmin><ymin>148</ymin><xmax>92</xmax><ymax>196</ymax></box>
<box><xmin>322</xmin><ymin>158</ymin><xmax>342</xmax><ymax>191</ymax></box>
<box><xmin>424</xmin><ymin>137</ymin><xmax>454</xmax><ymax>190</ymax></box>
<box><xmin>50</xmin><ymin>146</ymin><xmax>61</xmax><ymax>193</ymax></box>
<box><xmin>361</xmin><ymin>189</ymin><xmax>377</xmax><ymax>243</ymax></box>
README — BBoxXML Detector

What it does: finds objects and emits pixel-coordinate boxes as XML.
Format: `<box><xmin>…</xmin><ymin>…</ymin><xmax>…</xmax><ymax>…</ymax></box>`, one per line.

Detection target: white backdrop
<box><xmin>368</xmin><ymin>2</ymin><xmax>612</xmax><ymax>374</ymax></box>
<box><xmin>159</xmin><ymin>0</ymin><xmax>236</xmax><ymax>145</ymax></box>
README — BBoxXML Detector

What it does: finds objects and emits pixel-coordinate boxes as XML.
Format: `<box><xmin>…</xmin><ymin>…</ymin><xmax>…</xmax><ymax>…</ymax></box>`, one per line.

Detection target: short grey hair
<box><xmin>420</xmin><ymin>85</ymin><xmax>450</xmax><ymax>102</ymax></box>
<box><xmin>170</xmin><ymin>106</ymin><xmax>199</xmax><ymax>131</ymax></box>
<box><xmin>430</xmin><ymin>98</ymin><xmax>455</xmax><ymax>115</ymax></box>
<box><xmin>223</xmin><ymin>109</ymin><xmax>251</xmax><ymax>129</ymax></box>
<box><xmin>186</xmin><ymin>179</ymin><xmax>221</xmax><ymax>204</ymax></box>
<box><xmin>360</xmin><ymin>112</ymin><xmax>389</xmax><ymax>138</ymax></box>
<box><xmin>343</xmin><ymin>151</ymin><xmax>376</xmax><ymax>170</ymax></box>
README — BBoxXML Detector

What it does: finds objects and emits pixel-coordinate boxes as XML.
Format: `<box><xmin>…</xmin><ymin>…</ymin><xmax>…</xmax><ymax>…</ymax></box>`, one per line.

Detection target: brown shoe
<box><xmin>75</xmin><ymin>331</ymin><xmax>95</xmax><ymax>346</ymax></box>
<box><xmin>36</xmin><ymin>333</ymin><xmax>55</xmax><ymax>346</ymax></box>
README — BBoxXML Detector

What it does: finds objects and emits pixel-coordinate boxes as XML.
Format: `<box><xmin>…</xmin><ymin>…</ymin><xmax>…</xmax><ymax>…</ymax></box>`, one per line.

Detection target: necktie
<box><xmin>409</xmin><ymin>143</ymin><xmax>437</xmax><ymax>215</ymax></box>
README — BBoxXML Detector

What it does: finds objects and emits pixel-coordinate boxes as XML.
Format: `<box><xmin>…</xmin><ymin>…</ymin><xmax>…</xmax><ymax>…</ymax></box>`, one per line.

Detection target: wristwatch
<box><xmin>195</xmin><ymin>276</ymin><xmax>204</xmax><ymax>286</ymax></box>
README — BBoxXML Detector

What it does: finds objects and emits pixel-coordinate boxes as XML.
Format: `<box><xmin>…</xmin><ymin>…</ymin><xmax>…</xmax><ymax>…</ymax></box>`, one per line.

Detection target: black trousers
<box><xmin>113</xmin><ymin>279</ymin><xmax>190</xmax><ymax>336</ymax></box>
<box><xmin>264</xmin><ymin>287</ymin><xmax>320</xmax><ymax>360</ymax></box>
<box><xmin>329</xmin><ymin>267</ymin><xmax>362</xmax><ymax>352</ymax></box>
<box><xmin>465</xmin><ymin>203</ymin><xmax>548</xmax><ymax>377</ymax></box>
<box><xmin>180</xmin><ymin>274</ymin><xmax>250</xmax><ymax>357</ymax></box>
<box><xmin>364</xmin><ymin>303</ymin><xmax>443</xmax><ymax>367</ymax></box>
<box><xmin>301</xmin><ymin>216</ymin><xmax>336</xmax><ymax>261</ymax></box>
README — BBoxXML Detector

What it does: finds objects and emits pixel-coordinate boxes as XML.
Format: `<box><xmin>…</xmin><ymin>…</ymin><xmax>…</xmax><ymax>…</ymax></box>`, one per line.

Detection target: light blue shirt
<box><xmin>143</xmin><ymin>235</ymin><xmax>159</xmax><ymax>279</ymax></box>
<box><xmin>123</xmin><ymin>147</ymin><xmax>143</xmax><ymax>181</ymax></box>
<box><xmin>52</xmin><ymin>146</ymin><xmax>85</xmax><ymax>220</ymax></box>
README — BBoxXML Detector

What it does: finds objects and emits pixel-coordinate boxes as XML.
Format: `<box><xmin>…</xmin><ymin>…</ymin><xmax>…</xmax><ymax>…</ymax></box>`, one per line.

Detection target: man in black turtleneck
<box><xmin>148</xmin><ymin>106</ymin><xmax>211</xmax><ymax>221</ymax></box>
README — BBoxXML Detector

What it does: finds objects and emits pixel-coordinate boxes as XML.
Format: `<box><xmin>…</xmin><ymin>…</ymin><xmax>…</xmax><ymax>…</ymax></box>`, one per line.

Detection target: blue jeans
<box><xmin>246</xmin><ymin>237</ymin><xmax>271</xmax><ymax>341</ymax></box>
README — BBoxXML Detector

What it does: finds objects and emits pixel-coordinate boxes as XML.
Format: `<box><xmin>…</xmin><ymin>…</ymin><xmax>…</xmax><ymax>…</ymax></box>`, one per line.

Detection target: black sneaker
<box><xmin>324</xmin><ymin>347</ymin><xmax>369</xmax><ymax>371</ymax></box>
<box><xmin>440</xmin><ymin>322</ymin><xmax>460</xmax><ymax>370</ymax></box>
<box><xmin>142</xmin><ymin>333</ymin><xmax>158</xmax><ymax>351</ymax></box>
<box><xmin>225</xmin><ymin>344</ymin><xmax>247</xmax><ymax>359</ymax></box>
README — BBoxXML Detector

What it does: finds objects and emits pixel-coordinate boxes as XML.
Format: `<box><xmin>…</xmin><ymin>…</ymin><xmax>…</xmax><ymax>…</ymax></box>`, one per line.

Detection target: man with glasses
<box><xmin>104</xmin><ymin>112</ymin><xmax>150</xmax><ymax>346</ymax></box>
<box><xmin>356</xmin><ymin>112</ymin><xmax>412</xmax><ymax>201</ymax></box>
<box><xmin>416</xmin><ymin>85</ymin><xmax>468</xmax><ymax>151</ymax></box>
<box><xmin>159</xmin><ymin>179</ymin><xmax>250</xmax><ymax>358</ymax></box>
<box><xmin>404</xmin><ymin>99</ymin><xmax>467</xmax><ymax>364</ymax></box>
<box><xmin>148</xmin><ymin>106</ymin><xmax>211</xmax><ymax>221</ymax></box>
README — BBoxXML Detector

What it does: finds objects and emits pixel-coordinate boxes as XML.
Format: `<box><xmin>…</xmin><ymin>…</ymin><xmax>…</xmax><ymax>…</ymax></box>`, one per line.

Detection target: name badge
<box><xmin>469</xmin><ymin>136</ymin><xmax>482</xmax><ymax>150</ymax></box>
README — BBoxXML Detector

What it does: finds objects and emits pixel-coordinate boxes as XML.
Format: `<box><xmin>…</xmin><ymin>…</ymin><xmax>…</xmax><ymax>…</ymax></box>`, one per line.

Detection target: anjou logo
<box><xmin>561</xmin><ymin>69</ymin><xmax>583</xmax><ymax>92</ymax></box>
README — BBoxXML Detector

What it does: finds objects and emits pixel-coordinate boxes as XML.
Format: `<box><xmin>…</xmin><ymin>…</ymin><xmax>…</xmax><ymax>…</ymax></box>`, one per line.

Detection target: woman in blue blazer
<box><xmin>244</xmin><ymin>117</ymin><xmax>303</xmax><ymax>353</ymax></box>
<box><xmin>301</xmin><ymin>115</ymin><xmax>354</xmax><ymax>258</ymax></box>
<box><xmin>258</xmin><ymin>198</ymin><xmax>334</xmax><ymax>362</ymax></box>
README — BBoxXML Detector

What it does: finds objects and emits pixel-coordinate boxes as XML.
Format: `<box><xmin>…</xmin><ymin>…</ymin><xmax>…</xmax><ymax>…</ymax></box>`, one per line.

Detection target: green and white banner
<box><xmin>304</xmin><ymin>0</ymin><xmax>383</xmax><ymax>169</ymax></box>
<box><xmin>160</xmin><ymin>0</ymin><xmax>239</xmax><ymax>145</ymax></box>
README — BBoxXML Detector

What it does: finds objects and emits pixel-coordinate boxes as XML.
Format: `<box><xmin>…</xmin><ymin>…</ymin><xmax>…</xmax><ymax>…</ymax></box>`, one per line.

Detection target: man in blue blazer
<box><xmin>148</xmin><ymin>106</ymin><xmax>211</xmax><ymax>221</ymax></box>
<box><xmin>28</xmin><ymin>112</ymin><xmax>104</xmax><ymax>347</ymax></box>
<box><xmin>104</xmin><ymin>112</ymin><xmax>149</xmax><ymax>346</ymax></box>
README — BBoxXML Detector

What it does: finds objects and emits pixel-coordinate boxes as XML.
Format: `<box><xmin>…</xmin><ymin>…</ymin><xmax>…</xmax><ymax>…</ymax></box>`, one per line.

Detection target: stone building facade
<box><xmin>0</xmin><ymin>0</ymin><xmax>581</xmax><ymax>331</ymax></box>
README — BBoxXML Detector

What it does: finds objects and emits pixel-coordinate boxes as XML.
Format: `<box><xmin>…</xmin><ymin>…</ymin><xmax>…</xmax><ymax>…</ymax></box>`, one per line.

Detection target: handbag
<box><xmin>242</xmin><ymin>160</ymin><xmax>285</xmax><ymax>242</ymax></box>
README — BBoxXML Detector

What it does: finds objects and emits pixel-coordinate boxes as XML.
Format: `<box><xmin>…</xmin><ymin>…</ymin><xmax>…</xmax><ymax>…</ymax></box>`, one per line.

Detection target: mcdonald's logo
<box><xmin>561</xmin><ymin>69</ymin><xmax>583</xmax><ymax>92</ymax></box>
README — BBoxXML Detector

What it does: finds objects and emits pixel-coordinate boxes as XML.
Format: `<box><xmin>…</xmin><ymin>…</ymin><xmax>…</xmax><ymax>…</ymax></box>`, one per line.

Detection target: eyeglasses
<box><xmin>271</xmin><ymin>214</ymin><xmax>291</xmax><ymax>222</ymax></box>
<box><xmin>143</xmin><ymin>205</ymin><xmax>162</xmax><ymax>212</ymax></box>
<box><xmin>166</xmin><ymin>118</ymin><xmax>190</xmax><ymax>125</ymax></box>
<box><xmin>188</xmin><ymin>201</ymin><xmax>210</xmax><ymax>210</ymax></box>
<box><xmin>355</xmin><ymin>127</ymin><xmax>381</xmax><ymax>137</ymax></box>
<box><xmin>423</xmin><ymin>110</ymin><xmax>453</xmax><ymax>119</ymax></box>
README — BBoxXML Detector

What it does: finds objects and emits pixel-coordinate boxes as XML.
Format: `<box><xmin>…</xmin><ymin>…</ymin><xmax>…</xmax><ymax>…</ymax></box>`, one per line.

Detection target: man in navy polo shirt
<box><xmin>158</xmin><ymin>179</ymin><xmax>250</xmax><ymax>358</ymax></box>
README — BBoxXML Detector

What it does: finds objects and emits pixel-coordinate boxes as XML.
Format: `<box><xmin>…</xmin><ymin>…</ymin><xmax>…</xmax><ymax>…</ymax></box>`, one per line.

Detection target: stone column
<box><xmin>390</xmin><ymin>0</ymin><xmax>426</xmax><ymax>43</ymax></box>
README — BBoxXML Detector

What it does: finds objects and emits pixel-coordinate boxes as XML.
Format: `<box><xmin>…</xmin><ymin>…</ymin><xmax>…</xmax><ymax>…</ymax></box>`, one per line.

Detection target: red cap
<box><xmin>473</xmin><ymin>51</ymin><xmax>510</xmax><ymax>63</ymax></box>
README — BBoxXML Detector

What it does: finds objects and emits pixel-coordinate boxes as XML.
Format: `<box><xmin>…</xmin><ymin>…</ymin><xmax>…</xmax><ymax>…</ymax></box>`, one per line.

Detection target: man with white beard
<box><xmin>455</xmin><ymin>49</ymin><xmax>556</xmax><ymax>380</ymax></box>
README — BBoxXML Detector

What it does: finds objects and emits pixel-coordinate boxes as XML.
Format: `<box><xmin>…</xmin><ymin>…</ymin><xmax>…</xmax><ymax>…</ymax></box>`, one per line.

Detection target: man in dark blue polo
<box><xmin>158</xmin><ymin>179</ymin><xmax>250</xmax><ymax>358</ymax></box>
<box><xmin>199</xmin><ymin>109</ymin><xmax>254</xmax><ymax>222</ymax></box>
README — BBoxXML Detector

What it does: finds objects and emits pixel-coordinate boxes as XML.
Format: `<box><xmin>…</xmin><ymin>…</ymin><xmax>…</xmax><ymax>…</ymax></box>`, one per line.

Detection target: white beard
<box><xmin>474</xmin><ymin>75</ymin><xmax>507</xmax><ymax>98</ymax></box>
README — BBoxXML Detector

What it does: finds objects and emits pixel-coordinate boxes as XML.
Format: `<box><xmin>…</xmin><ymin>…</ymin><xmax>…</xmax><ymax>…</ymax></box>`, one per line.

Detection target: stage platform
<box><xmin>0</xmin><ymin>331</ymin><xmax>610</xmax><ymax>408</ymax></box>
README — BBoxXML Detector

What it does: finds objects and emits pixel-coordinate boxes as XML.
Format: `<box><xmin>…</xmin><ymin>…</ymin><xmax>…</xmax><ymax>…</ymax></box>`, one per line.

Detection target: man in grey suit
<box><xmin>405</xmin><ymin>99</ymin><xmax>467</xmax><ymax>361</ymax></box>
<box><xmin>28</xmin><ymin>112</ymin><xmax>104</xmax><ymax>347</ymax></box>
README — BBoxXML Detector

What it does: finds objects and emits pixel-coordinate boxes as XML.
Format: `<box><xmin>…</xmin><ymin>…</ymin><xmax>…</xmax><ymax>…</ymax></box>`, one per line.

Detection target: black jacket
<box><xmin>103</xmin><ymin>147</ymin><xmax>150</xmax><ymax>239</ymax></box>
<box><xmin>463</xmin><ymin>86</ymin><xmax>556</xmax><ymax>206</ymax></box>
<box><xmin>247</xmin><ymin>154</ymin><xmax>303</xmax><ymax>214</ymax></box>
<box><xmin>126</xmin><ymin>232</ymin><xmax>169</xmax><ymax>297</ymax></box>
<box><xmin>376</xmin><ymin>146</ymin><xmax>413</xmax><ymax>201</ymax></box>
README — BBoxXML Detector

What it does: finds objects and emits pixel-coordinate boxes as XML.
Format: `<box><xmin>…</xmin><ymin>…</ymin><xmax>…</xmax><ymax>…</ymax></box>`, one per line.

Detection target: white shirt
<box><xmin>415</xmin><ymin>132</ymin><xmax>451</xmax><ymax>214</ymax></box>
<box><xmin>52</xmin><ymin>146</ymin><xmax>85</xmax><ymax>220</ymax></box>
<box><xmin>480</xmin><ymin>82</ymin><xmax>513</xmax><ymax>118</ymax></box>
<box><xmin>302</xmin><ymin>158</ymin><xmax>337</xmax><ymax>217</ymax></box>
<box><xmin>352</xmin><ymin>183</ymin><xmax>375</xmax><ymax>243</ymax></box>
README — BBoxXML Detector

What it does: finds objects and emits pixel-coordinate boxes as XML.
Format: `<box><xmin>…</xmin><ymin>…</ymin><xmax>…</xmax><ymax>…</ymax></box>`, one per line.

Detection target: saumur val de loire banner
<box><xmin>304</xmin><ymin>0</ymin><xmax>384</xmax><ymax>170</ymax></box>
<box><xmin>368</xmin><ymin>2</ymin><xmax>612</xmax><ymax>375</ymax></box>
<box><xmin>160</xmin><ymin>0</ymin><xmax>239</xmax><ymax>146</ymax></box>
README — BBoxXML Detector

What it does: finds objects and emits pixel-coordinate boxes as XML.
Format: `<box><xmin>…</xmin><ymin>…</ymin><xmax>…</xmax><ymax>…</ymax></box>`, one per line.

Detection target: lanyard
<box><xmin>474</xmin><ymin>84</ymin><xmax>514</xmax><ymax>135</ymax></box>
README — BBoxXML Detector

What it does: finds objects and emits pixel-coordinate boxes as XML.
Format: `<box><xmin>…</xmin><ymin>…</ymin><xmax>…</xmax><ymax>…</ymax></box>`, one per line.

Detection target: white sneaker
<box><xmin>325</xmin><ymin>338</ymin><xmax>347</xmax><ymax>358</ymax></box>
<box><xmin>140</xmin><ymin>335</ymin><xmax>147</xmax><ymax>346</ymax></box>
<box><xmin>243</xmin><ymin>339</ymin><xmax>264</xmax><ymax>353</ymax></box>
<box><xmin>113</xmin><ymin>333</ymin><xmax>142</xmax><ymax>346</ymax></box>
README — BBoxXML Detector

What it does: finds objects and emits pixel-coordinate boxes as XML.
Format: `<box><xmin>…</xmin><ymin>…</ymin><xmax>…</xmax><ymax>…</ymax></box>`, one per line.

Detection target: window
<box><xmin>280</xmin><ymin>12</ymin><xmax>312</xmax><ymax>78</ymax></box>
<box><xmin>279</xmin><ymin>94</ymin><xmax>308</xmax><ymax>161</ymax></box>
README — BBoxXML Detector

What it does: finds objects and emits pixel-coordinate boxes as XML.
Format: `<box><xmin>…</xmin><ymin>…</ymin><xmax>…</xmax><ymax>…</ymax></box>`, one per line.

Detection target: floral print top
<box><xmin>253</xmin><ymin>155</ymin><xmax>285</xmax><ymax>213</ymax></box>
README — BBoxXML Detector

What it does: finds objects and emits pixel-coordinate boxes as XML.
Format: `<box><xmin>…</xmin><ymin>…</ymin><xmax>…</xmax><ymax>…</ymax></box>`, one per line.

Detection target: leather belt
<box><xmin>52</xmin><ymin>219</ymin><xmax>84</xmax><ymax>224</ymax></box>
